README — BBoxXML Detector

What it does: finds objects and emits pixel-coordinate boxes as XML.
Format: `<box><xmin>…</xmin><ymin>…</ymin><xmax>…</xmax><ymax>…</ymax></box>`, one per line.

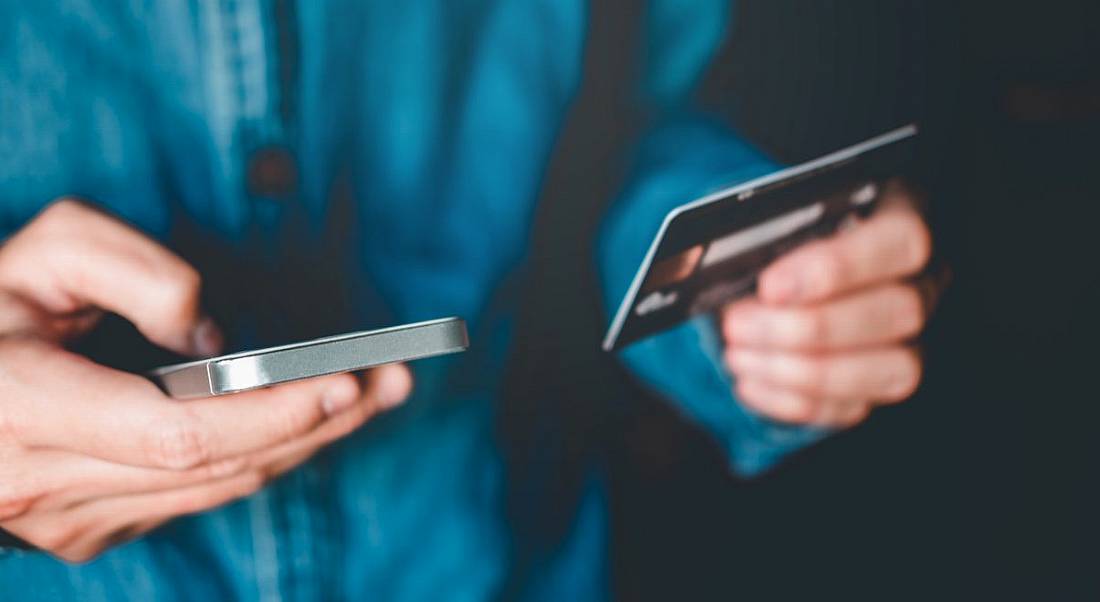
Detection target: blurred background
<box><xmin>504</xmin><ymin>1</ymin><xmax>1098</xmax><ymax>599</ymax></box>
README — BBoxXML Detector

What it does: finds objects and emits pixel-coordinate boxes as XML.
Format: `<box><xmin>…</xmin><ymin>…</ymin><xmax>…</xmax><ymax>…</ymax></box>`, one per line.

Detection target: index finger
<box><xmin>757</xmin><ymin>183</ymin><xmax>932</xmax><ymax>305</ymax></box>
<box><xmin>0</xmin><ymin>200</ymin><xmax>220</xmax><ymax>356</ymax></box>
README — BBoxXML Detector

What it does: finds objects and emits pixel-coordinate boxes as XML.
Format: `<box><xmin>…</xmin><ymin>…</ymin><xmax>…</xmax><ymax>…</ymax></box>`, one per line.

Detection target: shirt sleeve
<box><xmin>596</xmin><ymin>114</ymin><xmax>828</xmax><ymax>476</ymax></box>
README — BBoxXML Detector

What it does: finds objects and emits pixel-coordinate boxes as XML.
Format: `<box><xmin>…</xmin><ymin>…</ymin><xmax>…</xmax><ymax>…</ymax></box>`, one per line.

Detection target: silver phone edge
<box><xmin>153</xmin><ymin>317</ymin><xmax>468</xmax><ymax>399</ymax></box>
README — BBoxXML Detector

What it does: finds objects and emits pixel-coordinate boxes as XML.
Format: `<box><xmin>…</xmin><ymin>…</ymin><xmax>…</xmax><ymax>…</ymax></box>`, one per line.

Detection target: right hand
<box><xmin>0</xmin><ymin>200</ymin><xmax>412</xmax><ymax>562</ymax></box>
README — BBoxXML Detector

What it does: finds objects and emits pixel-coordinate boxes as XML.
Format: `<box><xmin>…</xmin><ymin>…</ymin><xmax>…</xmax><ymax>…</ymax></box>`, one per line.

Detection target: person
<box><xmin>0</xmin><ymin>1</ymin><xmax>936</xmax><ymax>599</ymax></box>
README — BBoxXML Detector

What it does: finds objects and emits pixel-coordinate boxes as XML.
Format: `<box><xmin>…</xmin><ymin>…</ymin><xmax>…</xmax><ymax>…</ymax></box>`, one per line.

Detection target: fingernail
<box><xmin>322</xmin><ymin>381</ymin><xmax>360</xmax><ymax>416</ymax></box>
<box><xmin>190</xmin><ymin>317</ymin><xmax>224</xmax><ymax>357</ymax></box>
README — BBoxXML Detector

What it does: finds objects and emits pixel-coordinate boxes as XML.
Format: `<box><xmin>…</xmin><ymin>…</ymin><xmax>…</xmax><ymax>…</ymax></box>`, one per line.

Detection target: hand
<box><xmin>0</xmin><ymin>200</ymin><xmax>412</xmax><ymax>562</ymax></box>
<box><xmin>720</xmin><ymin>181</ymin><xmax>941</xmax><ymax>428</ymax></box>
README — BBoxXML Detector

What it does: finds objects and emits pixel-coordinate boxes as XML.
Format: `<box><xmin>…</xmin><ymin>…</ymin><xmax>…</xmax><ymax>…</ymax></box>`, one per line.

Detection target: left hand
<box><xmin>720</xmin><ymin>180</ymin><xmax>941</xmax><ymax>428</ymax></box>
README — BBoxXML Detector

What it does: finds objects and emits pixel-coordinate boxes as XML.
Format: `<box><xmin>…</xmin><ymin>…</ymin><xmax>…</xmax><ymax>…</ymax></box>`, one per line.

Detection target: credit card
<box><xmin>603</xmin><ymin>124</ymin><xmax>918</xmax><ymax>351</ymax></box>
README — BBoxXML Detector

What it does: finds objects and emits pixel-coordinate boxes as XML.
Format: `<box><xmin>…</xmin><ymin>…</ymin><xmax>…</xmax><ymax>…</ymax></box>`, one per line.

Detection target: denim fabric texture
<box><xmin>0</xmin><ymin>2</ymin><xmax>810</xmax><ymax>600</ymax></box>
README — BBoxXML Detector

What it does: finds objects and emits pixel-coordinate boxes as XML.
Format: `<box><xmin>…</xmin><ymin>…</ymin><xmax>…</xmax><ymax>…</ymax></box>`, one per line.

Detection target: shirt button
<box><xmin>246</xmin><ymin>146</ymin><xmax>298</xmax><ymax>198</ymax></box>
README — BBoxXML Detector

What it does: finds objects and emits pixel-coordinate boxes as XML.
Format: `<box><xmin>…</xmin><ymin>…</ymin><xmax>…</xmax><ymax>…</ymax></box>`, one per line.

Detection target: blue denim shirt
<box><xmin>0</xmin><ymin>1</ymin><xmax>819</xmax><ymax>599</ymax></box>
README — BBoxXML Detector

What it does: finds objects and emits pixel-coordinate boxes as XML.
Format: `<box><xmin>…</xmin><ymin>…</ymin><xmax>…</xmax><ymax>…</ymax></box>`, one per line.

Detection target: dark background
<box><xmin>505</xmin><ymin>1</ymin><xmax>1099</xmax><ymax>600</ymax></box>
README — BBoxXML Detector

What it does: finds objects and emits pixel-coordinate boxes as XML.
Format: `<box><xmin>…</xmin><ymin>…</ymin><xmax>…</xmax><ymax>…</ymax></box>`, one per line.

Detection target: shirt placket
<box><xmin>202</xmin><ymin>1</ymin><xmax>332</xmax><ymax>601</ymax></box>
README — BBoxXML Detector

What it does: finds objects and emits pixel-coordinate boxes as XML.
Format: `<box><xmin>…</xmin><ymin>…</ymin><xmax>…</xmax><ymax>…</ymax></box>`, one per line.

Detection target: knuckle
<box><xmin>58</xmin><ymin>546</ymin><xmax>102</xmax><ymax>565</ymax></box>
<box><xmin>793</xmin><ymin>310</ymin><xmax>828</xmax><ymax>347</ymax></box>
<box><xmin>721</xmin><ymin>300</ymin><xmax>750</xmax><ymax>327</ymax></box>
<box><xmin>35</xmin><ymin>522</ymin><xmax>80</xmax><ymax>553</ymax></box>
<box><xmin>146</xmin><ymin>414</ymin><xmax>211</xmax><ymax>469</ymax></box>
<box><xmin>0</xmin><ymin>407</ymin><xmax>14</xmax><ymax>443</ymax></box>
<box><xmin>154</xmin><ymin>266</ymin><xmax>202</xmax><ymax>319</ymax></box>
<box><xmin>0</xmin><ymin>499</ymin><xmax>33</xmax><ymax>522</ymax></box>
<box><xmin>818</xmin><ymin>242</ymin><xmax>849</xmax><ymax>290</ymax></box>
<box><xmin>810</xmin><ymin>246</ymin><xmax>846</xmax><ymax>295</ymax></box>
<box><xmin>723</xmin><ymin>351</ymin><xmax>738</xmax><ymax>375</ymax></box>
<box><xmin>0</xmin><ymin>483</ymin><xmax>39</xmax><ymax>521</ymax></box>
<box><xmin>838</xmin><ymin>405</ymin><xmax>872</xmax><ymax>428</ymax></box>
<box><xmin>33</xmin><ymin>200</ymin><xmax>97</xmax><ymax>242</ymax></box>
<box><xmin>197</xmin><ymin>457</ymin><xmax>247</xmax><ymax>481</ymax></box>
<box><xmin>735</xmin><ymin>386</ymin><xmax>770</xmax><ymax>418</ymax></box>
<box><xmin>0</xmin><ymin>203</ymin><xmax>76</xmax><ymax>270</ymax></box>
<box><xmin>783</xmin><ymin>396</ymin><xmax>818</xmax><ymax>424</ymax></box>
<box><xmin>166</xmin><ymin>492</ymin><xmax>204</xmax><ymax>515</ymax></box>
<box><xmin>797</xmin><ymin>358</ymin><xmax>830</xmax><ymax>395</ymax></box>
<box><xmin>38</xmin><ymin>198</ymin><xmax>85</xmax><ymax>225</ymax></box>
<box><xmin>901</xmin><ymin>218</ymin><xmax>933</xmax><ymax>273</ymax></box>
<box><xmin>167</xmin><ymin>487</ymin><xmax>217</xmax><ymax>516</ymax></box>
<box><xmin>809</xmin><ymin>402</ymin><xmax>841</xmax><ymax>427</ymax></box>
<box><xmin>240</xmin><ymin>471</ymin><xmax>267</xmax><ymax>496</ymax></box>
<box><xmin>893</xmin><ymin>286</ymin><xmax>926</xmax><ymax>337</ymax></box>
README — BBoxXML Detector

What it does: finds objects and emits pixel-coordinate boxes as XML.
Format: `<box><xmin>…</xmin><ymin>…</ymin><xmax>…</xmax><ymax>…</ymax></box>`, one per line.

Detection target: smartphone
<box><xmin>149</xmin><ymin>317</ymin><xmax>468</xmax><ymax>399</ymax></box>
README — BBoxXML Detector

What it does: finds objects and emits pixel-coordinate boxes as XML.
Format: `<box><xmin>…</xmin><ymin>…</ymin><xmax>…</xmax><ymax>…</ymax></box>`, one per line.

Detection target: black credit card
<box><xmin>603</xmin><ymin>124</ymin><xmax>918</xmax><ymax>351</ymax></box>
